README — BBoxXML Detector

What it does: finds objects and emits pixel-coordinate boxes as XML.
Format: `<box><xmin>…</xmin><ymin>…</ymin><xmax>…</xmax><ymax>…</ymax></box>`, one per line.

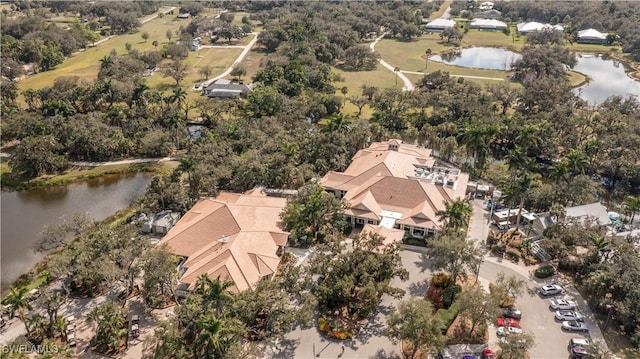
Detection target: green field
<box><xmin>242</xmin><ymin>49</ymin><xmax>268</xmax><ymax>80</ymax></box>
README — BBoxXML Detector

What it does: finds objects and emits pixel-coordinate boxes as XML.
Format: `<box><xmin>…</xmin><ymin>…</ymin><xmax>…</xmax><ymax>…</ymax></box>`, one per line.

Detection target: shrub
<box><xmin>442</xmin><ymin>284</ymin><xmax>461</xmax><ymax>309</ymax></box>
<box><xmin>318</xmin><ymin>317</ymin><xmax>330</xmax><ymax>332</ymax></box>
<box><xmin>487</xmin><ymin>233</ymin><xmax>499</xmax><ymax>246</ymax></box>
<box><xmin>524</xmin><ymin>256</ymin><xmax>538</xmax><ymax>266</ymax></box>
<box><xmin>435</xmin><ymin>302</ymin><xmax>459</xmax><ymax>334</ymax></box>
<box><xmin>506</xmin><ymin>248</ymin><xmax>521</xmax><ymax>263</ymax></box>
<box><xmin>491</xmin><ymin>244</ymin><xmax>506</xmax><ymax>256</ymax></box>
<box><xmin>535</xmin><ymin>265</ymin><xmax>555</xmax><ymax>278</ymax></box>
<box><xmin>431</xmin><ymin>273</ymin><xmax>452</xmax><ymax>288</ymax></box>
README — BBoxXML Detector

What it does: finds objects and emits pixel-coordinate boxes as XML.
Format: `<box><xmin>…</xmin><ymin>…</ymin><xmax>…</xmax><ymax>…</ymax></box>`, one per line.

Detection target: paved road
<box><xmin>369</xmin><ymin>33</ymin><xmax>415</xmax><ymax>92</ymax></box>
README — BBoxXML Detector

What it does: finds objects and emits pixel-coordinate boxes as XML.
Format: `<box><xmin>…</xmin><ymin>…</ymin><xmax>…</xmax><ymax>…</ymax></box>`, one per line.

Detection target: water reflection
<box><xmin>573</xmin><ymin>54</ymin><xmax>640</xmax><ymax>105</ymax></box>
<box><xmin>429</xmin><ymin>47</ymin><xmax>522</xmax><ymax>70</ymax></box>
<box><xmin>1</xmin><ymin>172</ymin><xmax>151</xmax><ymax>289</ymax></box>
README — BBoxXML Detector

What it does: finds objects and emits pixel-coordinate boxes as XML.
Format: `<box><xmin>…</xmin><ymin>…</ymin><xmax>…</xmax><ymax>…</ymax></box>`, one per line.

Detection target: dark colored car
<box><xmin>503</xmin><ymin>307</ymin><xmax>522</xmax><ymax>319</ymax></box>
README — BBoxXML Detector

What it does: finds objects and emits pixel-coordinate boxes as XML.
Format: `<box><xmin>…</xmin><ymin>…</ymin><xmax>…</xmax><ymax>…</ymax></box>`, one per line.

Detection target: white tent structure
<box><xmin>470</xmin><ymin>19</ymin><xmax>508</xmax><ymax>31</ymax></box>
<box><xmin>516</xmin><ymin>22</ymin><xmax>564</xmax><ymax>34</ymax></box>
<box><xmin>577</xmin><ymin>28</ymin><xmax>607</xmax><ymax>44</ymax></box>
<box><xmin>425</xmin><ymin>18</ymin><xmax>456</xmax><ymax>32</ymax></box>
<box><xmin>479</xmin><ymin>2</ymin><xmax>494</xmax><ymax>11</ymax></box>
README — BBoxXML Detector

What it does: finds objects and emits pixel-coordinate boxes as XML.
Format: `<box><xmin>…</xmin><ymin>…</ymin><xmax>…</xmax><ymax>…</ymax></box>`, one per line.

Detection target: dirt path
<box><xmin>198</xmin><ymin>33</ymin><xmax>260</xmax><ymax>89</ymax></box>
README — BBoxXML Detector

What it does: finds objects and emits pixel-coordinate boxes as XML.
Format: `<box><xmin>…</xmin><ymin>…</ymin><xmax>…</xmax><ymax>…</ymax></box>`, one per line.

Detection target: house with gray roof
<box><xmin>203</xmin><ymin>78</ymin><xmax>253</xmax><ymax>98</ymax></box>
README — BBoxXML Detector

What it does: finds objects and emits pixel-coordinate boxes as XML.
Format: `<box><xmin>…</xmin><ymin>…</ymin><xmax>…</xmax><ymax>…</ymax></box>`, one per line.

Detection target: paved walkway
<box><xmin>369</xmin><ymin>33</ymin><xmax>415</xmax><ymax>92</ymax></box>
<box><xmin>401</xmin><ymin>70</ymin><xmax>504</xmax><ymax>81</ymax></box>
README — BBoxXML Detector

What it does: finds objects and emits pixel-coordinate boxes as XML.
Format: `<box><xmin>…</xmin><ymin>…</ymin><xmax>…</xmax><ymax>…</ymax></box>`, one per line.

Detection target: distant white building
<box><xmin>516</xmin><ymin>22</ymin><xmax>564</xmax><ymax>34</ymax></box>
<box><xmin>577</xmin><ymin>29</ymin><xmax>607</xmax><ymax>44</ymax></box>
<box><xmin>478</xmin><ymin>1</ymin><xmax>494</xmax><ymax>11</ymax></box>
<box><xmin>470</xmin><ymin>19</ymin><xmax>508</xmax><ymax>31</ymax></box>
<box><xmin>425</xmin><ymin>18</ymin><xmax>456</xmax><ymax>32</ymax></box>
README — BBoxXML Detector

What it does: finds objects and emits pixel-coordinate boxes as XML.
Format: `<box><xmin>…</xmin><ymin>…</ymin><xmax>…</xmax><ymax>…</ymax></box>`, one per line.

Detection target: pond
<box><xmin>429</xmin><ymin>47</ymin><xmax>522</xmax><ymax>70</ymax></box>
<box><xmin>0</xmin><ymin>172</ymin><xmax>152</xmax><ymax>289</ymax></box>
<box><xmin>573</xmin><ymin>53</ymin><xmax>640</xmax><ymax>105</ymax></box>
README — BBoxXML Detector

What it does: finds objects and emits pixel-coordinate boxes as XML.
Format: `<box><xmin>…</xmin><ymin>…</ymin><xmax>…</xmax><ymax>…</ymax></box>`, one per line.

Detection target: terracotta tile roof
<box><xmin>321</xmin><ymin>140</ymin><xmax>469</xmax><ymax>230</ymax></box>
<box><xmin>158</xmin><ymin>190</ymin><xmax>288</xmax><ymax>292</ymax></box>
<box><xmin>361</xmin><ymin>224</ymin><xmax>404</xmax><ymax>249</ymax></box>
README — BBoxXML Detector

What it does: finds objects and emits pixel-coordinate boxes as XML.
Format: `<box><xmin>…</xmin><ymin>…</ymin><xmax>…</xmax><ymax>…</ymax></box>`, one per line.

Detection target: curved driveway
<box><xmin>369</xmin><ymin>33</ymin><xmax>415</xmax><ymax>91</ymax></box>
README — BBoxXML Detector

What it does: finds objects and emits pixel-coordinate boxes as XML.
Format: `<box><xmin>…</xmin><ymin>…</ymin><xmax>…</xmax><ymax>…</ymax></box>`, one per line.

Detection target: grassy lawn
<box><xmin>334</xmin><ymin>64</ymin><xmax>399</xmax><ymax>91</ymax></box>
<box><xmin>18</xmin><ymin>15</ymin><xmax>189</xmax><ymax>92</ymax></box>
<box><xmin>144</xmin><ymin>47</ymin><xmax>242</xmax><ymax>91</ymax></box>
<box><xmin>242</xmin><ymin>49</ymin><xmax>267</xmax><ymax>80</ymax></box>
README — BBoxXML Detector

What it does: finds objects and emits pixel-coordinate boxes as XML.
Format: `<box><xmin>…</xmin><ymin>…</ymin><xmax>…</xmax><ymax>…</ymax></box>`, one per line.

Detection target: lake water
<box><xmin>573</xmin><ymin>54</ymin><xmax>640</xmax><ymax>105</ymax></box>
<box><xmin>428</xmin><ymin>47</ymin><xmax>640</xmax><ymax>105</ymax></box>
<box><xmin>0</xmin><ymin>172</ymin><xmax>151</xmax><ymax>289</ymax></box>
<box><xmin>429</xmin><ymin>47</ymin><xmax>522</xmax><ymax>70</ymax></box>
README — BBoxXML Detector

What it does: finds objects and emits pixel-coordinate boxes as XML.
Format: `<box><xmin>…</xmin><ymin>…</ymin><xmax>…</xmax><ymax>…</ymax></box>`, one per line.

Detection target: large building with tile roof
<box><xmin>158</xmin><ymin>189</ymin><xmax>289</xmax><ymax>295</ymax></box>
<box><xmin>320</xmin><ymin>139</ymin><xmax>469</xmax><ymax>239</ymax></box>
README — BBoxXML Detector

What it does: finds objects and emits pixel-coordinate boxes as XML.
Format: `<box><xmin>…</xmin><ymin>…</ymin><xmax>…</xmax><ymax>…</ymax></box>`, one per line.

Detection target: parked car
<box><xmin>482</xmin><ymin>349</ymin><xmax>497</xmax><ymax>359</ymax></box>
<box><xmin>539</xmin><ymin>284</ymin><xmax>563</xmax><ymax>296</ymax></box>
<box><xmin>562</xmin><ymin>320</ymin><xmax>589</xmax><ymax>332</ymax></box>
<box><xmin>495</xmin><ymin>221</ymin><xmax>511</xmax><ymax>231</ymax></box>
<box><xmin>496</xmin><ymin>317</ymin><xmax>521</xmax><ymax>328</ymax></box>
<box><xmin>67</xmin><ymin>332</ymin><xmax>77</xmax><ymax>347</ymax></box>
<box><xmin>497</xmin><ymin>326</ymin><xmax>523</xmax><ymax>336</ymax></box>
<box><xmin>131</xmin><ymin>314</ymin><xmax>140</xmax><ymax>325</ymax></box>
<box><xmin>436</xmin><ymin>349</ymin><xmax>453</xmax><ymax>359</ymax></box>
<box><xmin>570</xmin><ymin>345</ymin><xmax>589</xmax><ymax>358</ymax></box>
<box><xmin>131</xmin><ymin>323</ymin><xmax>140</xmax><ymax>338</ymax></box>
<box><xmin>569</xmin><ymin>338</ymin><xmax>592</xmax><ymax>347</ymax></box>
<box><xmin>550</xmin><ymin>299</ymin><xmax>577</xmax><ymax>310</ymax></box>
<box><xmin>503</xmin><ymin>307</ymin><xmax>522</xmax><ymax>319</ymax></box>
<box><xmin>555</xmin><ymin>310</ymin><xmax>584</xmax><ymax>321</ymax></box>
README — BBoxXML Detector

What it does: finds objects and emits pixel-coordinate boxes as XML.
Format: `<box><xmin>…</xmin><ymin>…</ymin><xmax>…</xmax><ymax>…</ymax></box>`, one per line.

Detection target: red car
<box><xmin>482</xmin><ymin>349</ymin><xmax>497</xmax><ymax>359</ymax></box>
<box><xmin>496</xmin><ymin>317</ymin><xmax>521</xmax><ymax>328</ymax></box>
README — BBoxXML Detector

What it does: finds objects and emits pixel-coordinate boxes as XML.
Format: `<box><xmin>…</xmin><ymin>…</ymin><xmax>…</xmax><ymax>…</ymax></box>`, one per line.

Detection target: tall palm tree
<box><xmin>194</xmin><ymin>314</ymin><xmax>235</xmax><ymax>358</ymax></box>
<box><xmin>566</xmin><ymin>148</ymin><xmax>589</xmax><ymax>177</ymax></box>
<box><xmin>436</xmin><ymin>198</ymin><xmax>472</xmax><ymax>233</ymax></box>
<box><xmin>548</xmin><ymin>160</ymin><xmax>569</xmax><ymax>184</ymax></box>
<box><xmin>623</xmin><ymin>195</ymin><xmax>640</xmax><ymax>229</ymax></box>
<box><xmin>425</xmin><ymin>48</ymin><xmax>432</xmax><ymax>70</ymax></box>
<box><xmin>514</xmin><ymin>173</ymin><xmax>538</xmax><ymax>228</ymax></box>
<box><xmin>99</xmin><ymin>55</ymin><xmax>113</xmax><ymax>70</ymax></box>
<box><xmin>458</xmin><ymin>124</ymin><xmax>489</xmax><ymax>168</ymax></box>
<box><xmin>4</xmin><ymin>286</ymin><xmax>33</xmax><ymax>336</ymax></box>
<box><xmin>515</xmin><ymin>124</ymin><xmax>542</xmax><ymax>155</ymax></box>
<box><xmin>589</xmin><ymin>235</ymin><xmax>611</xmax><ymax>261</ymax></box>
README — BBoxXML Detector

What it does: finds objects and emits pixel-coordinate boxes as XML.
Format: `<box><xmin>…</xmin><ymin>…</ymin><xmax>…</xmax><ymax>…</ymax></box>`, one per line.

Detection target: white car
<box><xmin>539</xmin><ymin>284</ymin><xmax>563</xmax><ymax>296</ymax></box>
<box><xmin>497</xmin><ymin>326</ymin><xmax>523</xmax><ymax>336</ymax></box>
<box><xmin>550</xmin><ymin>299</ymin><xmax>577</xmax><ymax>310</ymax></box>
<box><xmin>555</xmin><ymin>310</ymin><xmax>584</xmax><ymax>321</ymax></box>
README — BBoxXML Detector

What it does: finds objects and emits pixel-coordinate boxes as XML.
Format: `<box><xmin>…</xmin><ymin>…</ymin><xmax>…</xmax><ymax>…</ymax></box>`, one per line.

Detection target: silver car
<box><xmin>562</xmin><ymin>320</ymin><xmax>589</xmax><ymax>332</ymax></box>
<box><xmin>550</xmin><ymin>299</ymin><xmax>577</xmax><ymax>310</ymax></box>
<box><xmin>555</xmin><ymin>310</ymin><xmax>584</xmax><ymax>321</ymax></box>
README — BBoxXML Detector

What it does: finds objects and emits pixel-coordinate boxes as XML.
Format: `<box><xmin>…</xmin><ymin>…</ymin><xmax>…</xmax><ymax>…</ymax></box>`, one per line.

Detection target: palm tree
<box><xmin>549</xmin><ymin>203</ymin><xmax>566</xmax><ymax>222</ymax></box>
<box><xmin>340</xmin><ymin>86</ymin><xmax>348</xmax><ymax>108</ymax></box>
<box><xmin>323</xmin><ymin>113</ymin><xmax>351</xmax><ymax>134</ymax></box>
<box><xmin>425</xmin><ymin>48</ymin><xmax>432</xmax><ymax>70</ymax></box>
<box><xmin>514</xmin><ymin>173</ymin><xmax>538</xmax><ymax>228</ymax></box>
<box><xmin>178</xmin><ymin>157</ymin><xmax>197</xmax><ymax>197</ymax></box>
<box><xmin>99</xmin><ymin>55</ymin><xmax>113</xmax><ymax>70</ymax></box>
<box><xmin>169</xmin><ymin>87</ymin><xmax>187</xmax><ymax>107</ymax></box>
<box><xmin>194</xmin><ymin>314</ymin><xmax>235</xmax><ymax>358</ymax></box>
<box><xmin>27</xmin><ymin>313</ymin><xmax>47</xmax><ymax>341</ymax></box>
<box><xmin>458</xmin><ymin>124</ymin><xmax>489</xmax><ymax>168</ymax></box>
<box><xmin>131</xmin><ymin>82</ymin><xmax>150</xmax><ymax>109</ymax></box>
<box><xmin>194</xmin><ymin>274</ymin><xmax>235</xmax><ymax>317</ymax></box>
<box><xmin>566</xmin><ymin>148</ymin><xmax>589</xmax><ymax>177</ymax></box>
<box><xmin>548</xmin><ymin>160</ymin><xmax>569</xmax><ymax>184</ymax></box>
<box><xmin>589</xmin><ymin>235</ymin><xmax>611</xmax><ymax>261</ymax></box>
<box><xmin>4</xmin><ymin>286</ymin><xmax>33</xmax><ymax>336</ymax></box>
<box><xmin>515</xmin><ymin>124</ymin><xmax>542</xmax><ymax>155</ymax></box>
<box><xmin>436</xmin><ymin>198</ymin><xmax>472</xmax><ymax>233</ymax></box>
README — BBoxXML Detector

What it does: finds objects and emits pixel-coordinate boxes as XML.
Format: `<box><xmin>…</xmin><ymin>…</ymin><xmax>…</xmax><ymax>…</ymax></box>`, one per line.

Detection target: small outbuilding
<box><xmin>425</xmin><ymin>18</ymin><xmax>456</xmax><ymax>32</ymax></box>
<box><xmin>470</xmin><ymin>19</ymin><xmax>508</xmax><ymax>31</ymax></box>
<box><xmin>577</xmin><ymin>29</ymin><xmax>607</xmax><ymax>44</ymax></box>
<box><xmin>141</xmin><ymin>211</ymin><xmax>181</xmax><ymax>235</ymax></box>
<box><xmin>474</xmin><ymin>9</ymin><xmax>502</xmax><ymax>20</ymax></box>
<box><xmin>203</xmin><ymin>78</ymin><xmax>253</xmax><ymax>98</ymax></box>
